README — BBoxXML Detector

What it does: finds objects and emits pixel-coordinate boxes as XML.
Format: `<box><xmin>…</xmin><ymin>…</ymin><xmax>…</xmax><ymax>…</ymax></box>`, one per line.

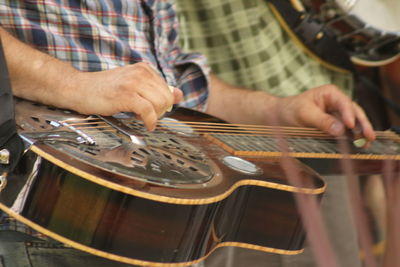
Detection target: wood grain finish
<box><xmin>0</xmin><ymin>150</ymin><xmax>315</xmax><ymax>266</ymax></box>
<box><xmin>0</xmin><ymin>106</ymin><xmax>325</xmax><ymax>266</ymax></box>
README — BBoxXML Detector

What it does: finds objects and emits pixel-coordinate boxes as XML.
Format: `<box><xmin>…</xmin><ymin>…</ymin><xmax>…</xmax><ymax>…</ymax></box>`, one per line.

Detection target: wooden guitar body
<box><xmin>0</xmin><ymin>100</ymin><xmax>325</xmax><ymax>266</ymax></box>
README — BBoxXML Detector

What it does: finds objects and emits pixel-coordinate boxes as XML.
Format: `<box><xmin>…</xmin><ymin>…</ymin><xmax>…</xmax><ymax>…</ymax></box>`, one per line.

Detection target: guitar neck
<box><xmin>205</xmin><ymin>131</ymin><xmax>400</xmax><ymax>161</ymax></box>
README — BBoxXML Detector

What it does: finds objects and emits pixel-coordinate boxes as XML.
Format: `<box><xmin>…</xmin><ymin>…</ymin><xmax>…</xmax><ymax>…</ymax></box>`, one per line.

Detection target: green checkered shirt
<box><xmin>176</xmin><ymin>0</ymin><xmax>353</xmax><ymax>97</ymax></box>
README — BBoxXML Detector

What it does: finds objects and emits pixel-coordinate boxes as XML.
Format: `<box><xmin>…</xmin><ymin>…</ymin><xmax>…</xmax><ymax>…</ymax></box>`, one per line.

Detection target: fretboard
<box><xmin>205</xmin><ymin>132</ymin><xmax>400</xmax><ymax>160</ymax></box>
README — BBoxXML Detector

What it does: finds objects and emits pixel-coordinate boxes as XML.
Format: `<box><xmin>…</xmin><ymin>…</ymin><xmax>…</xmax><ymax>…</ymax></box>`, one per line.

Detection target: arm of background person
<box><xmin>0</xmin><ymin>27</ymin><xmax>182</xmax><ymax>131</ymax></box>
<box><xmin>206</xmin><ymin>73</ymin><xmax>375</xmax><ymax>142</ymax></box>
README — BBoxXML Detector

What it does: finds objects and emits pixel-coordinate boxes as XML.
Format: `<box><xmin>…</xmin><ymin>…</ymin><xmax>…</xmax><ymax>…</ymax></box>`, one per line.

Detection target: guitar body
<box><xmin>0</xmin><ymin>100</ymin><xmax>325</xmax><ymax>266</ymax></box>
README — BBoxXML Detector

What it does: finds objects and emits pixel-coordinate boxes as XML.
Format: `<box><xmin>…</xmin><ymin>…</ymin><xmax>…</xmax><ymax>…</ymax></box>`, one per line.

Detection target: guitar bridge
<box><xmin>18</xmin><ymin>112</ymin><xmax>96</xmax><ymax>146</ymax></box>
<box><xmin>23</xmin><ymin>130</ymin><xmax>95</xmax><ymax>145</ymax></box>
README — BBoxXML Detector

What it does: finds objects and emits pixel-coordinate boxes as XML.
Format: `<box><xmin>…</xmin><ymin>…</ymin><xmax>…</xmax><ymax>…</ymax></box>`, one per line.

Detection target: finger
<box><xmin>353</xmin><ymin>103</ymin><xmax>376</xmax><ymax>142</ymax></box>
<box><xmin>300</xmin><ymin>104</ymin><xmax>346</xmax><ymax>136</ymax></box>
<box><xmin>133</xmin><ymin>62</ymin><xmax>175</xmax><ymax>117</ymax></box>
<box><xmin>324</xmin><ymin>90</ymin><xmax>356</xmax><ymax>130</ymax></box>
<box><xmin>164</xmin><ymin>86</ymin><xmax>184</xmax><ymax>112</ymax></box>
<box><xmin>127</xmin><ymin>95</ymin><xmax>158</xmax><ymax>131</ymax></box>
<box><xmin>137</xmin><ymin>82</ymin><xmax>174</xmax><ymax>118</ymax></box>
<box><xmin>318</xmin><ymin>88</ymin><xmax>376</xmax><ymax>141</ymax></box>
<box><xmin>166</xmin><ymin>86</ymin><xmax>175</xmax><ymax>112</ymax></box>
<box><xmin>172</xmin><ymin>86</ymin><xmax>183</xmax><ymax>104</ymax></box>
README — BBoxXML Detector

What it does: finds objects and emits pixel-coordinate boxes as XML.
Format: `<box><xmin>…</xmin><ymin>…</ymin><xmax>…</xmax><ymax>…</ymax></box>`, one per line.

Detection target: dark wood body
<box><xmin>0</xmin><ymin>106</ymin><xmax>325</xmax><ymax>265</ymax></box>
<box><xmin>2</xmin><ymin>151</ymin><xmax>309</xmax><ymax>265</ymax></box>
<box><xmin>300</xmin><ymin>158</ymin><xmax>400</xmax><ymax>176</ymax></box>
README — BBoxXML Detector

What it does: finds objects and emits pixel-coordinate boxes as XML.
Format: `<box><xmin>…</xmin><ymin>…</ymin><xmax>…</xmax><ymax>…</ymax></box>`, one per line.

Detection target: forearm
<box><xmin>0</xmin><ymin>27</ymin><xmax>181</xmax><ymax>130</ymax></box>
<box><xmin>0</xmin><ymin>27</ymin><xmax>80</xmax><ymax>109</ymax></box>
<box><xmin>206</xmin><ymin>74</ymin><xmax>279</xmax><ymax>125</ymax></box>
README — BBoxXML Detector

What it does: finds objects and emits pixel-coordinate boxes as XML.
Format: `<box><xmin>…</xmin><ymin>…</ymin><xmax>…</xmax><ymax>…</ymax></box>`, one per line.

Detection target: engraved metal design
<box><xmin>15</xmin><ymin>100</ymin><xmax>214</xmax><ymax>187</ymax></box>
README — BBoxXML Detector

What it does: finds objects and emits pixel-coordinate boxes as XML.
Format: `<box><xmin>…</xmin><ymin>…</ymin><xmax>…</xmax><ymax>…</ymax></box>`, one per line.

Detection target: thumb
<box><xmin>172</xmin><ymin>87</ymin><xmax>183</xmax><ymax>103</ymax></box>
<box><xmin>305</xmin><ymin>106</ymin><xmax>345</xmax><ymax>136</ymax></box>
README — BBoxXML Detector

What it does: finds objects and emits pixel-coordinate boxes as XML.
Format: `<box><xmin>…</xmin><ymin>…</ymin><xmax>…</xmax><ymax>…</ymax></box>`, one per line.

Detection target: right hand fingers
<box><xmin>128</xmin><ymin>94</ymin><xmax>159</xmax><ymax>131</ymax></box>
<box><xmin>76</xmin><ymin>62</ymin><xmax>181</xmax><ymax>131</ymax></box>
<box><xmin>118</xmin><ymin>63</ymin><xmax>183</xmax><ymax>129</ymax></box>
<box><xmin>130</xmin><ymin>63</ymin><xmax>183</xmax><ymax>118</ymax></box>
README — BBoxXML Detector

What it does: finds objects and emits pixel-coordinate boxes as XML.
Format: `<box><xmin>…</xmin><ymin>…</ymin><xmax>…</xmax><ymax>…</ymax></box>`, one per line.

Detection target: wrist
<box><xmin>250</xmin><ymin>91</ymin><xmax>281</xmax><ymax>126</ymax></box>
<box><xmin>39</xmin><ymin>63</ymin><xmax>83</xmax><ymax>111</ymax></box>
<box><xmin>58</xmin><ymin>68</ymin><xmax>87</xmax><ymax>111</ymax></box>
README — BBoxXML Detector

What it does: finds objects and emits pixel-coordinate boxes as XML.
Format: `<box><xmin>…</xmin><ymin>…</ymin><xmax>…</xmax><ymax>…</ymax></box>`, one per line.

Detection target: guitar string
<box><xmin>60</xmin><ymin>120</ymin><xmax>340</xmax><ymax>143</ymax></box>
<box><xmin>61</xmin><ymin>130</ymin><xmax>394</xmax><ymax>152</ymax></box>
<box><xmin>51</xmin><ymin>119</ymin><xmax>400</xmax><ymax>158</ymax></box>
<box><xmin>45</xmin><ymin>119</ymin><xmax>399</xmax><ymax>162</ymax></box>
<box><xmin>58</xmin><ymin>119</ymin><xmax>400</xmax><ymax>159</ymax></box>
<box><xmin>60</xmin><ymin>118</ymin><xmax>395</xmax><ymax>137</ymax></box>
<box><xmin>76</xmin><ymin>129</ymin><xmax>397</xmax><ymax>159</ymax></box>
<box><xmin>63</xmin><ymin>126</ymin><xmax>400</xmax><ymax>158</ymax></box>
<box><xmin>58</xmin><ymin>117</ymin><xmax>388</xmax><ymax>136</ymax></box>
<box><xmin>71</xmin><ymin>125</ymin><xmax>396</xmax><ymax>143</ymax></box>
<box><xmin>59</xmin><ymin>118</ymin><xmax>399</xmax><ymax>141</ymax></box>
<box><xmin>59</xmin><ymin>117</ymin><xmax>392</xmax><ymax>136</ymax></box>
<box><xmin>59</xmin><ymin>118</ymin><xmax>344</xmax><ymax>133</ymax></box>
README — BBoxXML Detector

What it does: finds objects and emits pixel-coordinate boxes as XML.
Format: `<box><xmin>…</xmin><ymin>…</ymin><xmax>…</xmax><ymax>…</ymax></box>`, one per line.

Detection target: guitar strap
<box><xmin>266</xmin><ymin>0</ymin><xmax>355</xmax><ymax>74</ymax></box>
<box><xmin>0</xmin><ymin>38</ymin><xmax>24</xmax><ymax>173</ymax></box>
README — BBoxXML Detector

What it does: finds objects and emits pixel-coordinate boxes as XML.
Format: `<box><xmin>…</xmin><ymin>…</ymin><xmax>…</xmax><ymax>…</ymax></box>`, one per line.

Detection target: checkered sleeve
<box><xmin>0</xmin><ymin>0</ymin><xmax>211</xmax><ymax>111</ymax></box>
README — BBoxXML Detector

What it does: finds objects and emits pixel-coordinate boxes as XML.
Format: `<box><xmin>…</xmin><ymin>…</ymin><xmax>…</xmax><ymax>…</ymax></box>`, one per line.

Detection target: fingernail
<box><xmin>329</xmin><ymin>121</ymin><xmax>344</xmax><ymax>136</ymax></box>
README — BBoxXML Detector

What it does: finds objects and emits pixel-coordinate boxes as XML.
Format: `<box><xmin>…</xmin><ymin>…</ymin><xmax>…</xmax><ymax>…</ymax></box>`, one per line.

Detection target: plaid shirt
<box><xmin>176</xmin><ymin>0</ymin><xmax>353</xmax><ymax>97</ymax></box>
<box><xmin>0</xmin><ymin>0</ymin><xmax>210</xmax><ymax>240</ymax></box>
<box><xmin>0</xmin><ymin>0</ymin><xmax>209</xmax><ymax>109</ymax></box>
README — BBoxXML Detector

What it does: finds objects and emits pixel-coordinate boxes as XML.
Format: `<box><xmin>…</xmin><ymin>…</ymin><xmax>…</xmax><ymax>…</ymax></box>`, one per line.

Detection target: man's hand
<box><xmin>71</xmin><ymin>62</ymin><xmax>182</xmax><ymax>131</ymax></box>
<box><xmin>0</xmin><ymin>28</ymin><xmax>182</xmax><ymax>131</ymax></box>
<box><xmin>207</xmin><ymin>75</ymin><xmax>375</xmax><ymax>142</ymax></box>
<box><xmin>276</xmin><ymin>84</ymin><xmax>376</xmax><ymax>142</ymax></box>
